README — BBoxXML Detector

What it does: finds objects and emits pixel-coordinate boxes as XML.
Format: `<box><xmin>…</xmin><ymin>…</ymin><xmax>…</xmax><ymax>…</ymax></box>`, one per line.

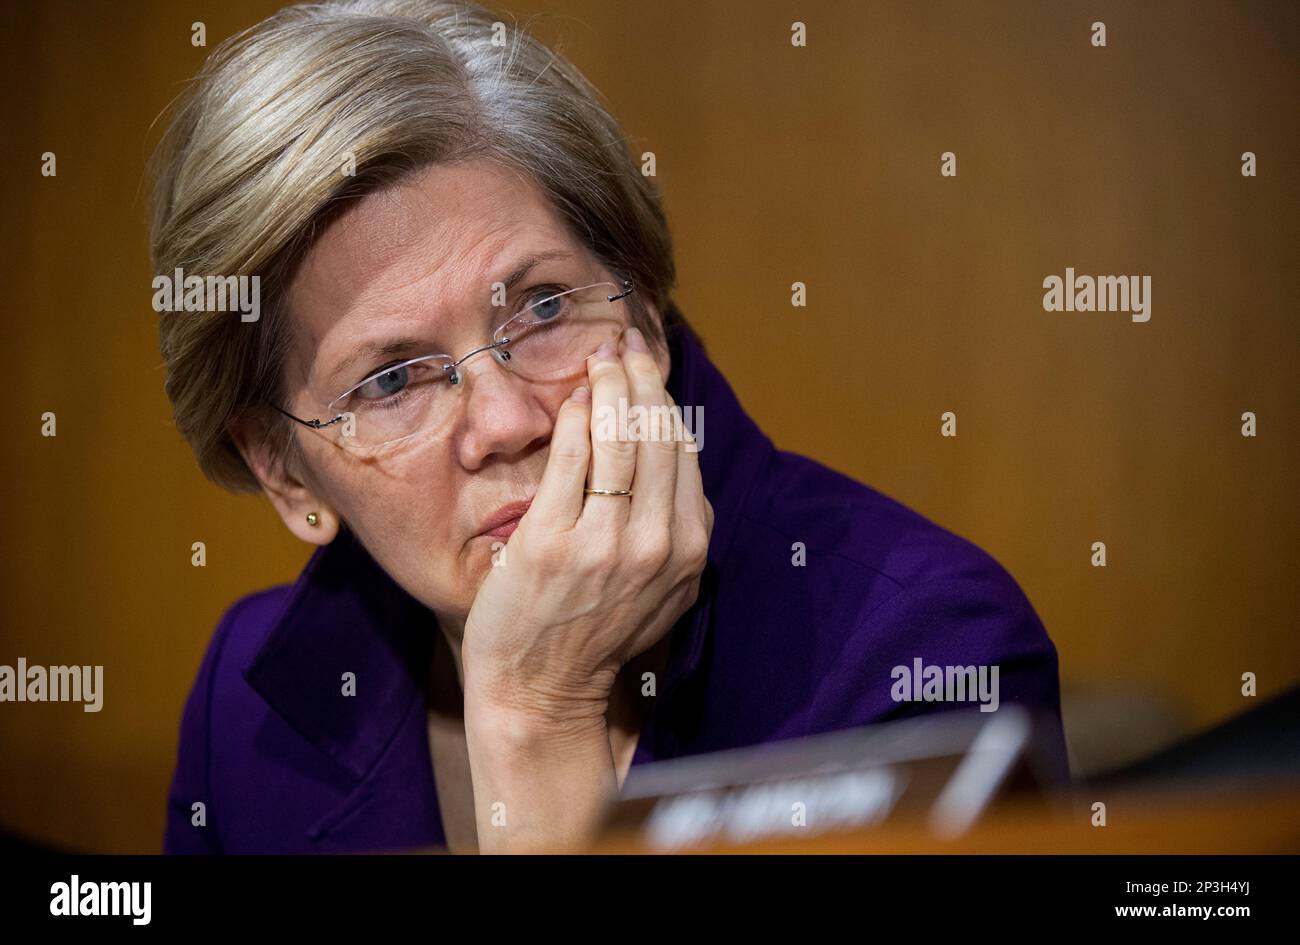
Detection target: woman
<box><xmin>156</xmin><ymin>0</ymin><xmax>1068</xmax><ymax>854</ymax></box>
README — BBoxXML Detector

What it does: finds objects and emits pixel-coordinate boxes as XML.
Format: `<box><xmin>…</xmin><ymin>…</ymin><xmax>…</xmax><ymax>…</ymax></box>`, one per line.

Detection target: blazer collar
<box><xmin>241</xmin><ymin>321</ymin><xmax>774</xmax><ymax>783</ymax></box>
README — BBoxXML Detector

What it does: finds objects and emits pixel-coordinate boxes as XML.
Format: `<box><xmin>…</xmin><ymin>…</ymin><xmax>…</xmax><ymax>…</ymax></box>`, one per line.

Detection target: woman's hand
<box><xmin>458</xmin><ymin>325</ymin><xmax>712</xmax><ymax>853</ymax></box>
<box><xmin>462</xmin><ymin>325</ymin><xmax>713</xmax><ymax>727</ymax></box>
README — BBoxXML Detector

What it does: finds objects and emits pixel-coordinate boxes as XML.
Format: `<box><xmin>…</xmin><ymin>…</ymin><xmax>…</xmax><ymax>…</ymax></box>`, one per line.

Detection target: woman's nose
<box><xmin>452</xmin><ymin>354</ymin><xmax>556</xmax><ymax>470</ymax></box>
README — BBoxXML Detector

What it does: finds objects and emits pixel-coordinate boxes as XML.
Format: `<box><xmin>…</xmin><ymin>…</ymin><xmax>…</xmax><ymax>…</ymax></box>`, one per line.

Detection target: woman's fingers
<box><xmin>528</xmin><ymin>384</ymin><xmax>592</xmax><ymax>531</ymax></box>
<box><xmin>673</xmin><ymin>403</ymin><xmax>711</xmax><ymax>549</ymax></box>
<box><xmin>580</xmin><ymin>338</ymin><xmax>636</xmax><ymax>530</ymax></box>
<box><xmin>621</xmin><ymin>328</ymin><xmax>679</xmax><ymax>532</ymax></box>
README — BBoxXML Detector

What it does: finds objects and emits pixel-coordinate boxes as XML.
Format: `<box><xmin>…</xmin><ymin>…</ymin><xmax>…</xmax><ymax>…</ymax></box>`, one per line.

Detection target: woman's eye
<box><xmin>349</xmin><ymin>359</ymin><xmax>448</xmax><ymax>405</ymax></box>
<box><xmin>525</xmin><ymin>286</ymin><xmax>567</xmax><ymax>321</ymax></box>
<box><xmin>354</xmin><ymin>359</ymin><xmax>451</xmax><ymax>402</ymax></box>
<box><xmin>355</xmin><ymin>365</ymin><xmax>409</xmax><ymax>401</ymax></box>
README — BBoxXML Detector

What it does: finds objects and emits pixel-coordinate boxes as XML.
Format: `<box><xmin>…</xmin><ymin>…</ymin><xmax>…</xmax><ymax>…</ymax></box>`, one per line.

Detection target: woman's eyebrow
<box><xmin>500</xmin><ymin>248</ymin><xmax>575</xmax><ymax>290</ymax></box>
<box><xmin>326</xmin><ymin>248</ymin><xmax>577</xmax><ymax>386</ymax></box>
<box><xmin>330</xmin><ymin>338</ymin><xmax>423</xmax><ymax>389</ymax></box>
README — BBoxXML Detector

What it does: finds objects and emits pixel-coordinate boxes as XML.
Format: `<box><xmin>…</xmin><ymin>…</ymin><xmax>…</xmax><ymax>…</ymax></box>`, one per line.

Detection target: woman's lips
<box><xmin>477</xmin><ymin>498</ymin><xmax>533</xmax><ymax>540</ymax></box>
<box><xmin>485</xmin><ymin>519</ymin><xmax>520</xmax><ymax>540</ymax></box>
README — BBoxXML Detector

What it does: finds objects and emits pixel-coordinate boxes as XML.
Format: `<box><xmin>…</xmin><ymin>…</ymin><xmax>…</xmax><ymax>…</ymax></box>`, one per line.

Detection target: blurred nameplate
<box><xmin>602</xmin><ymin>706</ymin><xmax>1047</xmax><ymax>851</ymax></box>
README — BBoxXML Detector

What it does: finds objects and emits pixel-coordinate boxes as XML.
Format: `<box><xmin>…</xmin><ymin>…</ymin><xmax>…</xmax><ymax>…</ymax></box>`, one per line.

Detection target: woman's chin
<box><xmin>463</xmin><ymin>536</ymin><xmax>507</xmax><ymax>584</ymax></box>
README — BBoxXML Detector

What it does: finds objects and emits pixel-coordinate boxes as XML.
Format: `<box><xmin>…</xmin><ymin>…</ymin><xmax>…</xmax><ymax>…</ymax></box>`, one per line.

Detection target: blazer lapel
<box><xmin>241</xmin><ymin>525</ymin><xmax>445</xmax><ymax>850</ymax></box>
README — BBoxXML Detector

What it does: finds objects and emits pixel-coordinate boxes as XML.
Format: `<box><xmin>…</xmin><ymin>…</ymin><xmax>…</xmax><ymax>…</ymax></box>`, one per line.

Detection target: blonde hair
<box><xmin>150</xmin><ymin>0</ymin><xmax>682</xmax><ymax>493</ymax></box>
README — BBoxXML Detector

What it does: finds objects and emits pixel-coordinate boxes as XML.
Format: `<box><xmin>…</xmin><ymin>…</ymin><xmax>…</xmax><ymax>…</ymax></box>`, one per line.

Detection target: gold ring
<box><xmin>584</xmin><ymin>488</ymin><xmax>633</xmax><ymax>497</ymax></box>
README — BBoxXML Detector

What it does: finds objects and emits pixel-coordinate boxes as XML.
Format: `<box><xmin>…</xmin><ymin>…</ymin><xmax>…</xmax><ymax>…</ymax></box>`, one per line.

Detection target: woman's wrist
<box><xmin>461</xmin><ymin>633</ymin><xmax>620</xmax><ymax>731</ymax></box>
<box><xmin>462</xmin><ymin>678</ymin><xmax>618</xmax><ymax>853</ymax></box>
<box><xmin>464</xmin><ymin>684</ymin><xmax>611</xmax><ymax>757</ymax></box>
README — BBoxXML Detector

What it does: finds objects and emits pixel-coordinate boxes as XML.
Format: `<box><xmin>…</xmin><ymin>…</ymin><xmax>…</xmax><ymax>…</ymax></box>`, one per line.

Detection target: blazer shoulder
<box><xmin>163</xmin><ymin>584</ymin><xmax>293</xmax><ymax>853</ymax></box>
<box><xmin>705</xmin><ymin>446</ymin><xmax>1069</xmax><ymax>782</ymax></box>
<box><xmin>744</xmin><ymin>448</ymin><xmax>1058</xmax><ymax>692</ymax></box>
<box><xmin>749</xmin><ymin>447</ymin><xmax>1018</xmax><ymax>591</ymax></box>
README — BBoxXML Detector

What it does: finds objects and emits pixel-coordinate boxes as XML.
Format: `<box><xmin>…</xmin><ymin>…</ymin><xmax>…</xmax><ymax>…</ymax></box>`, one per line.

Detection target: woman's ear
<box><xmin>231</xmin><ymin>421</ymin><xmax>339</xmax><ymax>546</ymax></box>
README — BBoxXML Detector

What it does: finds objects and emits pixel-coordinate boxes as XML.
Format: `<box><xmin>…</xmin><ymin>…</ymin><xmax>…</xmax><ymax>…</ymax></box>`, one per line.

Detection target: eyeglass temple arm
<box><xmin>269</xmin><ymin>402</ymin><xmax>344</xmax><ymax>430</ymax></box>
<box><xmin>608</xmin><ymin>280</ymin><xmax>634</xmax><ymax>302</ymax></box>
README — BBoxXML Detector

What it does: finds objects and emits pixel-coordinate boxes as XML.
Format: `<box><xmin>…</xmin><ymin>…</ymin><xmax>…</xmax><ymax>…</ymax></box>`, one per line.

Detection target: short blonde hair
<box><xmin>151</xmin><ymin>0</ymin><xmax>682</xmax><ymax>493</ymax></box>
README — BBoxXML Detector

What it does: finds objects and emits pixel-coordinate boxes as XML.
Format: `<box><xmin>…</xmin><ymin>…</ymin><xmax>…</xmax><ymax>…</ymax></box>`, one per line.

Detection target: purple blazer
<box><xmin>164</xmin><ymin>322</ymin><xmax>1069</xmax><ymax>853</ymax></box>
